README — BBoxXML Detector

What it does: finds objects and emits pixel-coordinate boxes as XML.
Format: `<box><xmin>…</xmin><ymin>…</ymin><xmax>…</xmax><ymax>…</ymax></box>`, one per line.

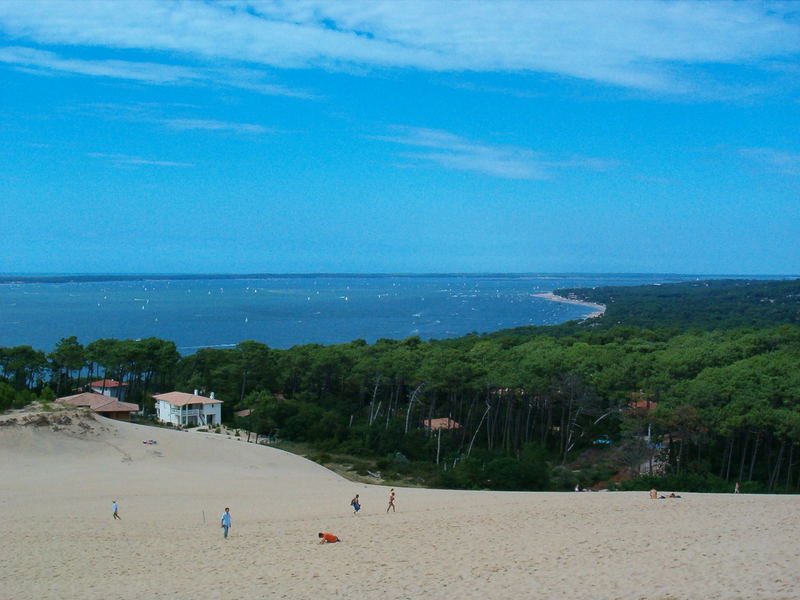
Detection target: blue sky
<box><xmin>1</xmin><ymin>0</ymin><xmax>799</xmax><ymax>275</ymax></box>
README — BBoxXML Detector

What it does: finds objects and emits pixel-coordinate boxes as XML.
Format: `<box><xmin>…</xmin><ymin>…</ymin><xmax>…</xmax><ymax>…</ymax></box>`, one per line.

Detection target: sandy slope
<box><xmin>1</xmin><ymin>408</ymin><xmax>798</xmax><ymax>600</ymax></box>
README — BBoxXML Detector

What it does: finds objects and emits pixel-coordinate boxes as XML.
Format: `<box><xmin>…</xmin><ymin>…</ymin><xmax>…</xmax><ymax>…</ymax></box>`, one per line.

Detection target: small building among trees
<box><xmin>423</xmin><ymin>417</ymin><xmax>461</xmax><ymax>430</ymax></box>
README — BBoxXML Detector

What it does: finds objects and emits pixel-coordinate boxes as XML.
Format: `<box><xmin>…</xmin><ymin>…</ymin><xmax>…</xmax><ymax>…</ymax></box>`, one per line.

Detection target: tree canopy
<box><xmin>3</xmin><ymin>277</ymin><xmax>800</xmax><ymax>493</ymax></box>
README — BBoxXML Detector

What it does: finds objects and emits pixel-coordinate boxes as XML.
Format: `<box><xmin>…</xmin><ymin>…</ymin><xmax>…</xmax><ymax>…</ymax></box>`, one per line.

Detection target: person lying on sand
<box><xmin>318</xmin><ymin>532</ymin><xmax>340</xmax><ymax>544</ymax></box>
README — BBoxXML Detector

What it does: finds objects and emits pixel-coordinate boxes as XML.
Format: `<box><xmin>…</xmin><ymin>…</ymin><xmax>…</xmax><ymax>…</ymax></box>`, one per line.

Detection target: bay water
<box><xmin>0</xmin><ymin>274</ymin><xmax>698</xmax><ymax>352</ymax></box>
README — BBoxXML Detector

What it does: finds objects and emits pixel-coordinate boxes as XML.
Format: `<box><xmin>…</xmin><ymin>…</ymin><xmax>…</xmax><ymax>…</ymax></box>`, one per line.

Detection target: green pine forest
<box><xmin>2</xmin><ymin>278</ymin><xmax>800</xmax><ymax>494</ymax></box>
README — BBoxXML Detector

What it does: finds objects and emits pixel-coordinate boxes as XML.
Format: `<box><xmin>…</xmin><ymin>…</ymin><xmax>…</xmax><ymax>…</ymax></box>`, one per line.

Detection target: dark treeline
<box><xmin>559</xmin><ymin>278</ymin><xmax>800</xmax><ymax>330</ymax></box>
<box><xmin>2</xmin><ymin>278</ymin><xmax>799</xmax><ymax>493</ymax></box>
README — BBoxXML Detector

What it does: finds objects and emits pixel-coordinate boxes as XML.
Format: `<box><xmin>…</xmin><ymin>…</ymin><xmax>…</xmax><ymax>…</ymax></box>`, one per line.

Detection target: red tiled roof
<box><xmin>58</xmin><ymin>392</ymin><xmax>139</xmax><ymax>413</ymax></box>
<box><xmin>93</xmin><ymin>399</ymin><xmax>140</xmax><ymax>413</ymax></box>
<box><xmin>234</xmin><ymin>409</ymin><xmax>253</xmax><ymax>417</ymax></box>
<box><xmin>423</xmin><ymin>417</ymin><xmax>461</xmax><ymax>430</ymax></box>
<box><xmin>629</xmin><ymin>400</ymin><xmax>658</xmax><ymax>411</ymax></box>
<box><xmin>153</xmin><ymin>391</ymin><xmax>222</xmax><ymax>407</ymax></box>
<box><xmin>60</xmin><ymin>392</ymin><xmax>107</xmax><ymax>407</ymax></box>
<box><xmin>90</xmin><ymin>379</ymin><xmax>128</xmax><ymax>388</ymax></box>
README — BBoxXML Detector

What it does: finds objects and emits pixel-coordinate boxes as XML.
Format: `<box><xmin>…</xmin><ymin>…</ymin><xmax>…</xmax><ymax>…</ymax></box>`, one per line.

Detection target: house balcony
<box><xmin>171</xmin><ymin>408</ymin><xmax>203</xmax><ymax>417</ymax></box>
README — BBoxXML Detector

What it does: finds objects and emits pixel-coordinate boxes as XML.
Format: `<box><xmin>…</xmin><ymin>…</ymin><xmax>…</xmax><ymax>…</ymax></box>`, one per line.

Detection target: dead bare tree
<box><xmin>368</xmin><ymin>375</ymin><xmax>382</xmax><ymax>426</ymax></box>
<box><xmin>467</xmin><ymin>399</ymin><xmax>492</xmax><ymax>458</ymax></box>
<box><xmin>404</xmin><ymin>383</ymin><xmax>425</xmax><ymax>434</ymax></box>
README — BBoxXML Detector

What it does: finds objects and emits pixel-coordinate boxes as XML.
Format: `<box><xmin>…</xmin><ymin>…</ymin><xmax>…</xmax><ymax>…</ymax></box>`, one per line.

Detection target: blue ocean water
<box><xmin>0</xmin><ymin>274</ymin><xmax>697</xmax><ymax>352</ymax></box>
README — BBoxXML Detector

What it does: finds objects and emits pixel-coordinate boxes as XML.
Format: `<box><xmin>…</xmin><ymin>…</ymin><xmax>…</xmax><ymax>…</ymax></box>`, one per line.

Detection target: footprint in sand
<box><xmin>103</xmin><ymin>440</ymin><xmax>133</xmax><ymax>463</ymax></box>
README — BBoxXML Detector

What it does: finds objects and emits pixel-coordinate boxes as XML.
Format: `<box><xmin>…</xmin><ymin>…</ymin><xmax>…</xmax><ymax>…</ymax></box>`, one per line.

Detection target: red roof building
<box><xmin>90</xmin><ymin>379</ymin><xmax>127</xmax><ymax>388</ymax></box>
<box><xmin>628</xmin><ymin>391</ymin><xmax>658</xmax><ymax>413</ymax></box>
<box><xmin>423</xmin><ymin>417</ymin><xmax>462</xmax><ymax>430</ymax></box>
<box><xmin>629</xmin><ymin>399</ymin><xmax>658</xmax><ymax>411</ymax></box>
<box><xmin>89</xmin><ymin>379</ymin><xmax>129</xmax><ymax>401</ymax></box>
<box><xmin>58</xmin><ymin>392</ymin><xmax>139</xmax><ymax>421</ymax></box>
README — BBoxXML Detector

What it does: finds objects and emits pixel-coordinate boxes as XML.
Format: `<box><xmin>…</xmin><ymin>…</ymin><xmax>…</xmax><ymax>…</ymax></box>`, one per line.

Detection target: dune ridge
<box><xmin>1</xmin><ymin>407</ymin><xmax>798</xmax><ymax>599</ymax></box>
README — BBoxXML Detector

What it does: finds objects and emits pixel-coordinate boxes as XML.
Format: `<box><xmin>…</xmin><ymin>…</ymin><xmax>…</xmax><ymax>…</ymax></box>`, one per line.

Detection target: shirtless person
<box><xmin>318</xmin><ymin>532</ymin><xmax>340</xmax><ymax>544</ymax></box>
<box><xmin>387</xmin><ymin>488</ymin><xmax>396</xmax><ymax>513</ymax></box>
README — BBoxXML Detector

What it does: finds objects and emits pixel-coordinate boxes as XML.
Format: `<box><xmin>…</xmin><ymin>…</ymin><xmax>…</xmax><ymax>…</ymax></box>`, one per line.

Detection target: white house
<box><xmin>90</xmin><ymin>379</ymin><xmax>128</xmax><ymax>401</ymax></box>
<box><xmin>153</xmin><ymin>390</ymin><xmax>222</xmax><ymax>427</ymax></box>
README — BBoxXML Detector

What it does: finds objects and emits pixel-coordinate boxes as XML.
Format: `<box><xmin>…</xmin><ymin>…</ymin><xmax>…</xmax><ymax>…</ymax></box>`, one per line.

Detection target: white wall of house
<box><xmin>156</xmin><ymin>401</ymin><xmax>222</xmax><ymax>427</ymax></box>
<box><xmin>91</xmin><ymin>385</ymin><xmax>126</xmax><ymax>400</ymax></box>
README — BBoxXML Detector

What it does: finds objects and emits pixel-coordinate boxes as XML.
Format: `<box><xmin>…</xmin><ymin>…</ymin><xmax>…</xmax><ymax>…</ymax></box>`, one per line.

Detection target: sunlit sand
<box><xmin>1</xmin><ymin>407</ymin><xmax>797</xmax><ymax>599</ymax></box>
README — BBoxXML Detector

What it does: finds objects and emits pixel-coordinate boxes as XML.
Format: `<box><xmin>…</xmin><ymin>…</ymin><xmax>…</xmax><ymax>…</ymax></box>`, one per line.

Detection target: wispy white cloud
<box><xmin>87</xmin><ymin>152</ymin><xmax>194</xmax><ymax>168</ymax></box>
<box><xmin>0</xmin><ymin>1</ymin><xmax>798</xmax><ymax>96</ymax></box>
<box><xmin>73</xmin><ymin>103</ymin><xmax>272</xmax><ymax>136</ymax></box>
<box><xmin>376</xmin><ymin>127</ymin><xmax>618</xmax><ymax>180</ymax></box>
<box><xmin>161</xmin><ymin>118</ymin><xmax>270</xmax><ymax>134</ymax></box>
<box><xmin>0</xmin><ymin>45</ymin><xmax>314</xmax><ymax>98</ymax></box>
<box><xmin>739</xmin><ymin>147</ymin><xmax>800</xmax><ymax>176</ymax></box>
<box><xmin>0</xmin><ymin>46</ymin><xmax>202</xmax><ymax>83</ymax></box>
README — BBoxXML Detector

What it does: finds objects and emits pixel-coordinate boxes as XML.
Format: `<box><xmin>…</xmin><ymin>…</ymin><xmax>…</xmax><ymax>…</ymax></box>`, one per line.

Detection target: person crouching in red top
<box><xmin>318</xmin><ymin>532</ymin><xmax>340</xmax><ymax>544</ymax></box>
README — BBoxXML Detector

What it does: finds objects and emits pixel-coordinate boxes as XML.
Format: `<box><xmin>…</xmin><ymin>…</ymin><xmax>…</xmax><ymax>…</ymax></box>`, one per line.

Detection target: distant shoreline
<box><xmin>0</xmin><ymin>272</ymin><xmax>760</xmax><ymax>285</ymax></box>
<box><xmin>534</xmin><ymin>292</ymin><xmax>606</xmax><ymax>319</ymax></box>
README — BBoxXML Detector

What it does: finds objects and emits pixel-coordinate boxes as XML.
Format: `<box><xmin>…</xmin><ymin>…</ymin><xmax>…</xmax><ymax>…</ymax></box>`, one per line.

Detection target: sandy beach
<box><xmin>535</xmin><ymin>292</ymin><xmax>607</xmax><ymax>319</ymax></box>
<box><xmin>1</xmin><ymin>407</ymin><xmax>798</xmax><ymax>600</ymax></box>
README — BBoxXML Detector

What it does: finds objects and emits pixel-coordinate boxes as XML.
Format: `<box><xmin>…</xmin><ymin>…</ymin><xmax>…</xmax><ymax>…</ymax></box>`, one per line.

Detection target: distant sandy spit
<box><xmin>535</xmin><ymin>291</ymin><xmax>606</xmax><ymax>319</ymax></box>
<box><xmin>1</xmin><ymin>408</ymin><xmax>798</xmax><ymax>600</ymax></box>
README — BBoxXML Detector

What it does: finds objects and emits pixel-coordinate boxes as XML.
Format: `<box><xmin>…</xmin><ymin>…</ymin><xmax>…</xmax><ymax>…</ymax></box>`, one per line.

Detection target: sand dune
<box><xmin>1</xmin><ymin>407</ymin><xmax>798</xmax><ymax>599</ymax></box>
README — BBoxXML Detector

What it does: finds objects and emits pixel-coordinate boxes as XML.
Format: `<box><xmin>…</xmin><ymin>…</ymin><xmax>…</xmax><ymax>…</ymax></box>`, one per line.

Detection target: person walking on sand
<box><xmin>318</xmin><ymin>532</ymin><xmax>341</xmax><ymax>544</ymax></box>
<box><xmin>351</xmin><ymin>494</ymin><xmax>361</xmax><ymax>515</ymax></box>
<box><xmin>734</xmin><ymin>482</ymin><xmax>740</xmax><ymax>494</ymax></box>
<box><xmin>387</xmin><ymin>488</ymin><xmax>396</xmax><ymax>513</ymax></box>
<box><xmin>112</xmin><ymin>500</ymin><xmax>121</xmax><ymax>520</ymax></box>
<box><xmin>220</xmin><ymin>507</ymin><xmax>232</xmax><ymax>539</ymax></box>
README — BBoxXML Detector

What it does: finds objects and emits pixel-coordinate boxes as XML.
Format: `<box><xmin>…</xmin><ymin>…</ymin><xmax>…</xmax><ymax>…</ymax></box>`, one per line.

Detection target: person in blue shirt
<box><xmin>112</xmin><ymin>500</ymin><xmax>121</xmax><ymax>520</ymax></box>
<box><xmin>220</xmin><ymin>507</ymin><xmax>232</xmax><ymax>538</ymax></box>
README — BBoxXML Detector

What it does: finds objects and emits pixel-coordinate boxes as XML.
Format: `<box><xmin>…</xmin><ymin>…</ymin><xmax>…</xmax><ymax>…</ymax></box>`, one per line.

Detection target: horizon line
<box><xmin>1</xmin><ymin>271</ymin><xmax>798</xmax><ymax>282</ymax></box>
